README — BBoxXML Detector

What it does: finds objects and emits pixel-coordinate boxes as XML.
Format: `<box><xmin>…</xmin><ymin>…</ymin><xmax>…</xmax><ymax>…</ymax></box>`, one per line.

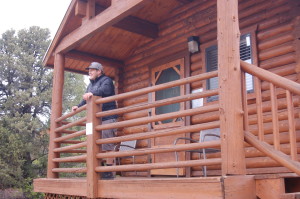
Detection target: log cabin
<box><xmin>33</xmin><ymin>0</ymin><xmax>300</xmax><ymax>198</ymax></box>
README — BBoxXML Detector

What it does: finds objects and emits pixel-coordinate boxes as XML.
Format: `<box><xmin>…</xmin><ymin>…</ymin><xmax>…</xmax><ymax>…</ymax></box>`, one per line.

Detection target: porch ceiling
<box><xmin>44</xmin><ymin>0</ymin><xmax>190</xmax><ymax>75</ymax></box>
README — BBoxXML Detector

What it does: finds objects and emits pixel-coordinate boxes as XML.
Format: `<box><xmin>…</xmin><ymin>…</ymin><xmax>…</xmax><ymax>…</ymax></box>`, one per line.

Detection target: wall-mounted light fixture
<box><xmin>188</xmin><ymin>36</ymin><xmax>200</xmax><ymax>53</ymax></box>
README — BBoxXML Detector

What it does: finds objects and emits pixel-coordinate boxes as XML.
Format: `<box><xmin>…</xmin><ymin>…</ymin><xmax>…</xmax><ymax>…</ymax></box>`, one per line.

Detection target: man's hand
<box><xmin>72</xmin><ymin>106</ymin><xmax>78</xmax><ymax>112</ymax></box>
<box><xmin>83</xmin><ymin>92</ymin><xmax>93</xmax><ymax>100</ymax></box>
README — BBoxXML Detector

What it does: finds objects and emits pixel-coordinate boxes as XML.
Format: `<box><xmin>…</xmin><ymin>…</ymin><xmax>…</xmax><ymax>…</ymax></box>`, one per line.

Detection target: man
<box><xmin>72</xmin><ymin>62</ymin><xmax>117</xmax><ymax>179</ymax></box>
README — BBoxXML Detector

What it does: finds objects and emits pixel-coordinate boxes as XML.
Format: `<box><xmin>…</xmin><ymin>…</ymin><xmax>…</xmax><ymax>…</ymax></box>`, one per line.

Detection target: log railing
<box><xmin>48</xmin><ymin>71</ymin><xmax>221</xmax><ymax>188</ymax></box>
<box><xmin>46</xmin><ymin>60</ymin><xmax>300</xmax><ymax>198</ymax></box>
<box><xmin>241</xmin><ymin>60</ymin><xmax>300</xmax><ymax>175</ymax></box>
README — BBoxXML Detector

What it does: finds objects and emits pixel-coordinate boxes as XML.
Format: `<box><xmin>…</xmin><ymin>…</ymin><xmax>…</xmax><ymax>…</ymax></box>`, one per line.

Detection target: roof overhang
<box><xmin>43</xmin><ymin>0</ymin><xmax>189</xmax><ymax>76</ymax></box>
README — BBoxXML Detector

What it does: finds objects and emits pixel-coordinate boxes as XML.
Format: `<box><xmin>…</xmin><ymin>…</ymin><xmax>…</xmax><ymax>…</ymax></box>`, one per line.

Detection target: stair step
<box><xmin>281</xmin><ymin>192</ymin><xmax>300</xmax><ymax>199</ymax></box>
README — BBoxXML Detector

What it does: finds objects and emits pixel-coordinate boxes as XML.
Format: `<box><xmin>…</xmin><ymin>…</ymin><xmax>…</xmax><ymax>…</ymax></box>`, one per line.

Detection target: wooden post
<box><xmin>86</xmin><ymin>96</ymin><xmax>102</xmax><ymax>198</ymax></box>
<box><xmin>217</xmin><ymin>0</ymin><xmax>246</xmax><ymax>175</ymax></box>
<box><xmin>47</xmin><ymin>53</ymin><xmax>65</xmax><ymax>178</ymax></box>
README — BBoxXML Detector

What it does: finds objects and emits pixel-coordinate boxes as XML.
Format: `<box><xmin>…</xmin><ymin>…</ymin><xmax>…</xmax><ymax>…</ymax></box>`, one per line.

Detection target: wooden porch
<box><xmin>34</xmin><ymin>59</ymin><xmax>300</xmax><ymax>198</ymax></box>
<box><xmin>34</xmin><ymin>174</ymin><xmax>300</xmax><ymax>199</ymax></box>
<box><xmin>34</xmin><ymin>0</ymin><xmax>300</xmax><ymax>198</ymax></box>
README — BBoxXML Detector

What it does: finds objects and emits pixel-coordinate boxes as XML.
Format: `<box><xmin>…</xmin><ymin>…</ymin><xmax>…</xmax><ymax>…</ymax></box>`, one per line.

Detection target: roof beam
<box><xmin>55</xmin><ymin>0</ymin><xmax>149</xmax><ymax>54</ymax></box>
<box><xmin>76</xmin><ymin>0</ymin><xmax>158</xmax><ymax>38</ymax></box>
<box><xmin>65</xmin><ymin>50</ymin><xmax>124</xmax><ymax>69</ymax></box>
<box><xmin>114</xmin><ymin>16</ymin><xmax>158</xmax><ymax>39</ymax></box>
<box><xmin>176</xmin><ymin>0</ymin><xmax>194</xmax><ymax>4</ymax></box>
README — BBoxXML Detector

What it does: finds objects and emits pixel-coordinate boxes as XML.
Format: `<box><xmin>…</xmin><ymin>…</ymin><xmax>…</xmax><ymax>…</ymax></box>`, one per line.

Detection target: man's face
<box><xmin>88</xmin><ymin>69</ymin><xmax>102</xmax><ymax>80</ymax></box>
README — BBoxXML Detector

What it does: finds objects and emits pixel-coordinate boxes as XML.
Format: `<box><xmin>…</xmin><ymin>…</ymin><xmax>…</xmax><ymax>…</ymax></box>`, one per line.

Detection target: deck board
<box><xmin>34</xmin><ymin>177</ymin><xmax>223</xmax><ymax>199</ymax></box>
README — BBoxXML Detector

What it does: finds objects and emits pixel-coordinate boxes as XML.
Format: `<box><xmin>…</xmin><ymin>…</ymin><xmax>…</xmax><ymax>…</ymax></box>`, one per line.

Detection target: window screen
<box><xmin>205</xmin><ymin>45</ymin><xmax>219</xmax><ymax>101</ymax></box>
<box><xmin>155</xmin><ymin>66</ymin><xmax>181</xmax><ymax>124</ymax></box>
<box><xmin>240</xmin><ymin>33</ymin><xmax>253</xmax><ymax>92</ymax></box>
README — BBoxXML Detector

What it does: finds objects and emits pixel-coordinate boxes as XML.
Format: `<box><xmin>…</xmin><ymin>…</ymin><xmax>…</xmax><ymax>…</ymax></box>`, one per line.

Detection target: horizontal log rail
<box><xmin>54</xmin><ymin>129</ymin><xmax>86</xmax><ymax>143</ymax></box>
<box><xmin>53</xmin><ymin>155</ymin><xmax>87</xmax><ymax>162</ymax></box>
<box><xmin>95</xmin><ymin>158</ymin><xmax>222</xmax><ymax>172</ymax></box>
<box><xmin>96</xmin><ymin>89</ymin><xmax>218</xmax><ymax>118</ymax></box>
<box><xmin>54</xmin><ymin>117</ymin><xmax>87</xmax><ymax>133</ymax></box>
<box><xmin>60</xmin><ymin>120</ymin><xmax>86</xmax><ymax>127</ymax></box>
<box><xmin>95</xmin><ymin>104</ymin><xmax>219</xmax><ymax>131</ymax></box>
<box><xmin>53</xmin><ymin>141</ymin><xmax>87</xmax><ymax>153</ymax></box>
<box><xmin>59</xmin><ymin>150</ymin><xmax>86</xmax><ymax>153</ymax></box>
<box><xmin>95</xmin><ymin>70</ymin><xmax>218</xmax><ymax>104</ymax></box>
<box><xmin>52</xmin><ymin>168</ymin><xmax>87</xmax><ymax>173</ymax></box>
<box><xmin>55</xmin><ymin>104</ymin><xmax>87</xmax><ymax>123</ymax></box>
<box><xmin>240</xmin><ymin>60</ymin><xmax>300</xmax><ymax>95</ymax></box>
<box><xmin>96</xmin><ymin>121</ymin><xmax>220</xmax><ymax>145</ymax></box>
<box><xmin>96</xmin><ymin>140</ymin><xmax>221</xmax><ymax>159</ymax></box>
<box><xmin>61</xmin><ymin>140</ymin><xmax>84</xmax><ymax>144</ymax></box>
<box><xmin>60</xmin><ymin>130</ymin><xmax>78</xmax><ymax>134</ymax></box>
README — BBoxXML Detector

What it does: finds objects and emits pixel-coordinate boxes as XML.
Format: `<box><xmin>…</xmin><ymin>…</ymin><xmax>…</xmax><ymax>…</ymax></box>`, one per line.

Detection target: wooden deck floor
<box><xmin>34</xmin><ymin>176</ymin><xmax>225</xmax><ymax>199</ymax></box>
<box><xmin>34</xmin><ymin>175</ymin><xmax>260</xmax><ymax>198</ymax></box>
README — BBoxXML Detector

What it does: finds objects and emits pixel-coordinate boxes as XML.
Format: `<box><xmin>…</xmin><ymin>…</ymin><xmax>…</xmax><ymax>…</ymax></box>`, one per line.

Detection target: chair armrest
<box><xmin>119</xmin><ymin>144</ymin><xmax>135</xmax><ymax>149</ymax></box>
<box><xmin>114</xmin><ymin>144</ymin><xmax>120</xmax><ymax>151</ymax></box>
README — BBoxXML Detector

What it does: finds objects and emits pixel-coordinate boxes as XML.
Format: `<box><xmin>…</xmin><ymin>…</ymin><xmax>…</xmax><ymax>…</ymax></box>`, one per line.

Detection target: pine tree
<box><xmin>0</xmin><ymin>26</ymin><xmax>86</xmax><ymax>198</ymax></box>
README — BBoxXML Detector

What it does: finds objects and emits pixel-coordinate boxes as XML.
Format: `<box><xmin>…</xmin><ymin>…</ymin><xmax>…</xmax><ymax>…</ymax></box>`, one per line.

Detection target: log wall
<box><xmin>119</xmin><ymin>0</ymin><xmax>300</xmax><ymax>176</ymax></box>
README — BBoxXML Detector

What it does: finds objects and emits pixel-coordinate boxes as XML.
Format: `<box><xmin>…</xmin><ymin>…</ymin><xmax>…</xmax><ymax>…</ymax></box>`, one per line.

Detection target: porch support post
<box><xmin>86</xmin><ymin>96</ymin><xmax>102</xmax><ymax>198</ymax></box>
<box><xmin>47</xmin><ymin>53</ymin><xmax>65</xmax><ymax>178</ymax></box>
<box><xmin>217</xmin><ymin>0</ymin><xmax>246</xmax><ymax>175</ymax></box>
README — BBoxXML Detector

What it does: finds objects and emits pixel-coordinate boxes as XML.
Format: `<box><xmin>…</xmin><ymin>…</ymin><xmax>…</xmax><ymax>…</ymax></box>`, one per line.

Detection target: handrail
<box><xmin>96</xmin><ymin>140</ymin><xmax>220</xmax><ymax>159</ymax></box>
<box><xmin>55</xmin><ymin>104</ymin><xmax>87</xmax><ymax>123</ymax></box>
<box><xmin>95</xmin><ymin>158</ymin><xmax>222</xmax><ymax>172</ymax></box>
<box><xmin>54</xmin><ymin>117</ymin><xmax>87</xmax><ymax>133</ymax></box>
<box><xmin>48</xmin><ymin>70</ymin><xmax>221</xmax><ymax>178</ymax></box>
<box><xmin>53</xmin><ymin>155</ymin><xmax>87</xmax><ymax>162</ymax></box>
<box><xmin>241</xmin><ymin>60</ymin><xmax>300</xmax><ymax>175</ymax></box>
<box><xmin>240</xmin><ymin>60</ymin><xmax>300</xmax><ymax>95</ymax></box>
<box><xmin>96</xmin><ymin>121</ymin><xmax>220</xmax><ymax>145</ymax></box>
<box><xmin>96</xmin><ymin>89</ymin><xmax>218</xmax><ymax>118</ymax></box>
<box><xmin>52</xmin><ymin>168</ymin><xmax>87</xmax><ymax>173</ymax></box>
<box><xmin>53</xmin><ymin>141</ymin><xmax>87</xmax><ymax>153</ymax></box>
<box><xmin>54</xmin><ymin>129</ymin><xmax>86</xmax><ymax>143</ymax></box>
<box><xmin>244</xmin><ymin>131</ymin><xmax>300</xmax><ymax>175</ymax></box>
<box><xmin>95</xmin><ymin>70</ymin><xmax>218</xmax><ymax>104</ymax></box>
<box><xmin>95</xmin><ymin>104</ymin><xmax>219</xmax><ymax>131</ymax></box>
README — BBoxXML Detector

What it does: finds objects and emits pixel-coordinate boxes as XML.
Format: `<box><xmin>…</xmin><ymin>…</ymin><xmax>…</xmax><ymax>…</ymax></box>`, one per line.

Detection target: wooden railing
<box><xmin>240</xmin><ymin>60</ymin><xmax>300</xmax><ymax>175</ymax></box>
<box><xmin>46</xmin><ymin>60</ymin><xmax>300</xmax><ymax>198</ymax></box>
<box><xmin>48</xmin><ymin>71</ymin><xmax>222</xmax><ymax>188</ymax></box>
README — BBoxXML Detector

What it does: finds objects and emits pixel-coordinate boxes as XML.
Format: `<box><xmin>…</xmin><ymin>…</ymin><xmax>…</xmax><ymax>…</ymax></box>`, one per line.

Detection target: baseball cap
<box><xmin>85</xmin><ymin>62</ymin><xmax>103</xmax><ymax>70</ymax></box>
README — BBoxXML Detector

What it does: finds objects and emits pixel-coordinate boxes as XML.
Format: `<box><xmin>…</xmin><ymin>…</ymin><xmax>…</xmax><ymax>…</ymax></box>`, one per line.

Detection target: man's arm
<box><xmin>72</xmin><ymin>84</ymin><xmax>89</xmax><ymax>111</ymax></box>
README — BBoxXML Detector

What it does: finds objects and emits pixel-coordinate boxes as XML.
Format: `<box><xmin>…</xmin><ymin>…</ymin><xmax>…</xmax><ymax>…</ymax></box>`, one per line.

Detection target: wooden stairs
<box><xmin>256</xmin><ymin>173</ymin><xmax>300</xmax><ymax>199</ymax></box>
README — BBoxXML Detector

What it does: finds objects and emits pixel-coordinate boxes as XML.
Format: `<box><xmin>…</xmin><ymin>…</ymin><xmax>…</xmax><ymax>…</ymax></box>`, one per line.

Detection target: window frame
<box><xmin>201</xmin><ymin>25</ymin><xmax>258</xmax><ymax>103</ymax></box>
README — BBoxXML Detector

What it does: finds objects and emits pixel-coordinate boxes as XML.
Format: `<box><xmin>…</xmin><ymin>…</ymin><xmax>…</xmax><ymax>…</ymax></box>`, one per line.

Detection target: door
<box><xmin>150</xmin><ymin>58</ymin><xmax>186</xmax><ymax>175</ymax></box>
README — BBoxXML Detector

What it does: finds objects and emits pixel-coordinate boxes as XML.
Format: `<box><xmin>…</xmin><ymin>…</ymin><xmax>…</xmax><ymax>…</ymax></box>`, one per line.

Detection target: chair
<box><xmin>174</xmin><ymin>128</ymin><xmax>220</xmax><ymax>177</ymax></box>
<box><xmin>114</xmin><ymin>140</ymin><xmax>137</xmax><ymax>175</ymax></box>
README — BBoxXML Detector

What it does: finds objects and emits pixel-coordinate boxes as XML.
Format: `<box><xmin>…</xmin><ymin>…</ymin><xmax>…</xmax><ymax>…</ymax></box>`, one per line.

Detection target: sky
<box><xmin>0</xmin><ymin>0</ymin><xmax>71</xmax><ymax>39</ymax></box>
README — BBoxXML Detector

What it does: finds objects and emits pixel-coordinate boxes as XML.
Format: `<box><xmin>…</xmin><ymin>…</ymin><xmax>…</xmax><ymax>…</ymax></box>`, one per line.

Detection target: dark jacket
<box><xmin>78</xmin><ymin>74</ymin><xmax>117</xmax><ymax>121</ymax></box>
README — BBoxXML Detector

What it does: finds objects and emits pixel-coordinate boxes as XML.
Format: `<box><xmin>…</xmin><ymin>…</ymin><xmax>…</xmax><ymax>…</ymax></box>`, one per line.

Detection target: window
<box><xmin>205</xmin><ymin>33</ymin><xmax>254</xmax><ymax>102</ymax></box>
<box><xmin>205</xmin><ymin>45</ymin><xmax>219</xmax><ymax>102</ymax></box>
<box><xmin>155</xmin><ymin>65</ymin><xmax>181</xmax><ymax>124</ymax></box>
<box><xmin>151</xmin><ymin>58</ymin><xmax>185</xmax><ymax>129</ymax></box>
<box><xmin>240</xmin><ymin>33</ymin><xmax>254</xmax><ymax>92</ymax></box>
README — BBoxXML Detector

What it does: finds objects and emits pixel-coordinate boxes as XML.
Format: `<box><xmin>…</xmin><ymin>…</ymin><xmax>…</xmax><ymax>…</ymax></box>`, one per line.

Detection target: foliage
<box><xmin>0</xmin><ymin>27</ymin><xmax>86</xmax><ymax>198</ymax></box>
<box><xmin>0</xmin><ymin>28</ymin><xmax>51</xmax><ymax>198</ymax></box>
<box><xmin>63</xmin><ymin>71</ymin><xmax>87</xmax><ymax>114</ymax></box>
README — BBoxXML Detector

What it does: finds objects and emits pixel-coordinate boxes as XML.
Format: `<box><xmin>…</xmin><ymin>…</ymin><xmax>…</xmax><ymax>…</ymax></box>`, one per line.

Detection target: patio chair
<box><xmin>174</xmin><ymin>128</ymin><xmax>220</xmax><ymax>177</ymax></box>
<box><xmin>114</xmin><ymin>140</ymin><xmax>137</xmax><ymax>175</ymax></box>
